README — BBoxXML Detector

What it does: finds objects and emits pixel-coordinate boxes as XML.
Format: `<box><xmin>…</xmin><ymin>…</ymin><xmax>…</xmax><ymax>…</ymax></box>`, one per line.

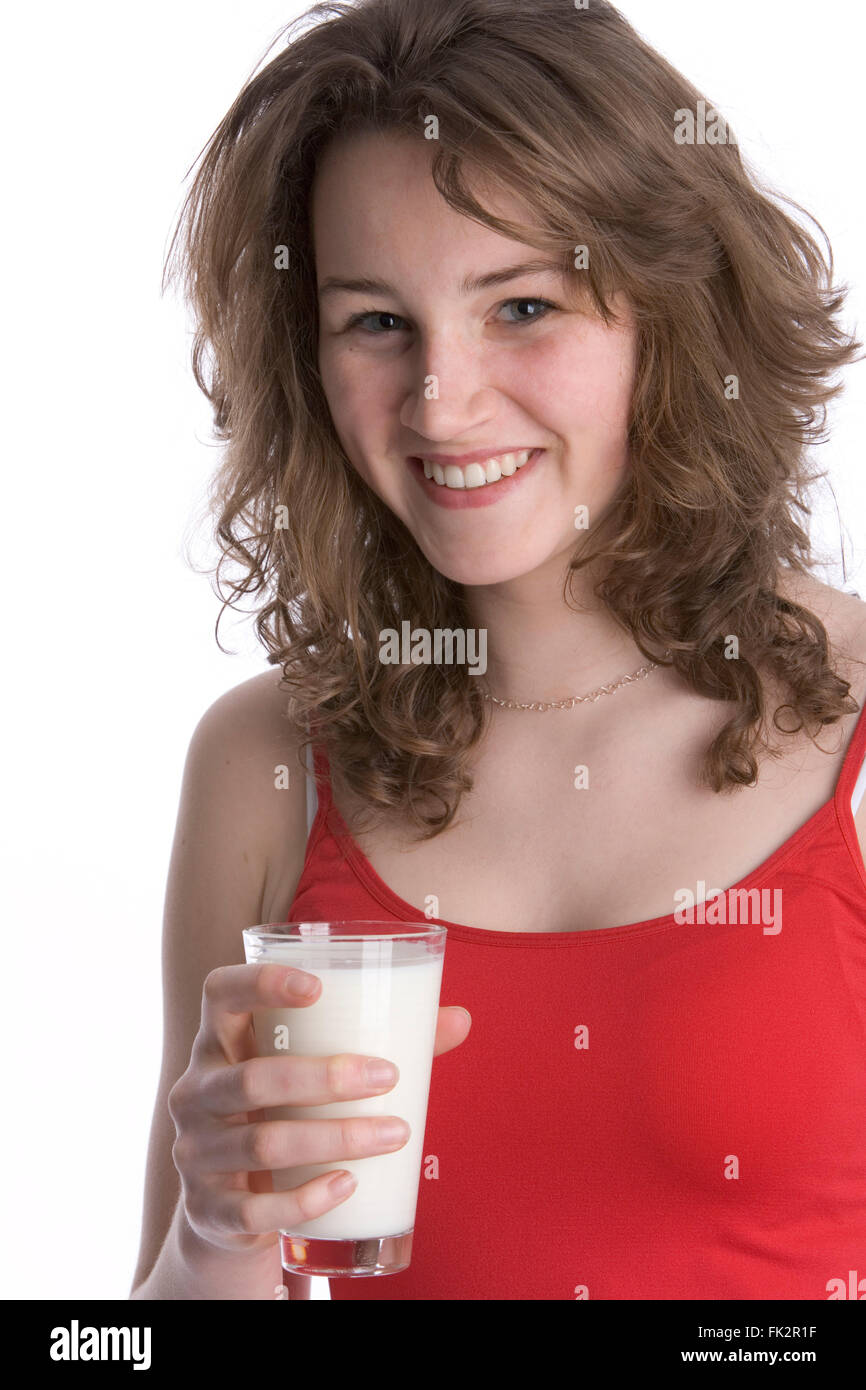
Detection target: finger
<box><xmin>189</xmin><ymin>1111</ymin><xmax>411</xmax><ymax>1175</ymax></box>
<box><xmin>196</xmin><ymin>1052</ymin><xmax>400</xmax><ymax>1118</ymax></box>
<box><xmin>432</xmin><ymin>1005</ymin><xmax>472</xmax><ymax>1057</ymax></box>
<box><xmin>197</xmin><ymin>962</ymin><xmax>322</xmax><ymax>1064</ymax></box>
<box><xmin>204</xmin><ymin>1169</ymin><xmax>363</xmax><ymax>1240</ymax></box>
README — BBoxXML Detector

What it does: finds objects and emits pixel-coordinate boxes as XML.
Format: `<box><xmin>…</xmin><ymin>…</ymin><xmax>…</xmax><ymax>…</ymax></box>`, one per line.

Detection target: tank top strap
<box><xmin>301</xmin><ymin>718</ymin><xmax>333</xmax><ymax>839</ymax></box>
<box><xmin>309</xmin><ymin>741</ymin><xmax>333</xmax><ymax>811</ymax></box>
<box><xmin>834</xmin><ymin>698</ymin><xmax>866</xmax><ymax>808</ymax></box>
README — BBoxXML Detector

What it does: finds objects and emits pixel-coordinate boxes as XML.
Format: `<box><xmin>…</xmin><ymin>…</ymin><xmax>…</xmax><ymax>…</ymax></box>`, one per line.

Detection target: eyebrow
<box><xmin>317</xmin><ymin>257</ymin><xmax>566</xmax><ymax>300</ymax></box>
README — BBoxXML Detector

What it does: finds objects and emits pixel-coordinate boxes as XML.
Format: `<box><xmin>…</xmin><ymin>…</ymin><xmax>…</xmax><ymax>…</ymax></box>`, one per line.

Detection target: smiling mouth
<box><xmin>412</xmin><ymin>448</ymin><xmax>537</xmax><ymax>490</ymax></box>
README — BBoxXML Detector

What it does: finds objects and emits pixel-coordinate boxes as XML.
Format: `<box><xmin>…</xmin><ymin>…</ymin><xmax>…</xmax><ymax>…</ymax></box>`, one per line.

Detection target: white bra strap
<box><xmin>304</xmin><ymin>737</ymin><xmax>319</xmax><ymax>837</ymax></box>
<box><xmin>852</xmin><ymin>748</ymin><xmax>866</xmax><ymax>817</ymax></box>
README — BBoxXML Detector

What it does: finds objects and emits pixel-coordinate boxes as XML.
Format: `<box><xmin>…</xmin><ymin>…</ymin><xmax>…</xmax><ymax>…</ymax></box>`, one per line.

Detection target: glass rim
<box><xmin>243</xmin><ymin>919</ymin><xmax>447</xmax><ymax>942</ymax></box>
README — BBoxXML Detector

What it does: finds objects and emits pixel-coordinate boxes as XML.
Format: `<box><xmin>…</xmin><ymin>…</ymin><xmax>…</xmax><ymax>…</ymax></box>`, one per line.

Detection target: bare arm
<box><xmin>129</xmin><ymin>671</ymin><xmax>472</xmax><ymax>1301</ymax></box>
<box><xmin>129</xmin><ymin>671</ymin><xmax>311</xmax><ymax>1299</ymax></box>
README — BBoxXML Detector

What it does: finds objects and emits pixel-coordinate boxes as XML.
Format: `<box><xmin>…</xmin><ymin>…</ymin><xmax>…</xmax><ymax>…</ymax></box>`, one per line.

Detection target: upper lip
<box><xmin>409</xmin><ymin>447</ymin><xmax>538</xmax><ymax>466</ymax></box>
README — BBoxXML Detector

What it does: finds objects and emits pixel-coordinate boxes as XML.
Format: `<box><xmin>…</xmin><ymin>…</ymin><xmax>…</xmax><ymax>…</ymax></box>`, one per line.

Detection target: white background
<box><xmin>1</xmin><ymin>0</ymin><xmax>863</xmax><ymax>1301</ymax></box>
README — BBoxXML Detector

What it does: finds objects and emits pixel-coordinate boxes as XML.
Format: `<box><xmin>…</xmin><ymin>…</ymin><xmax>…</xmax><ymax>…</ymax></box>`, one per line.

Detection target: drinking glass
<box><xmin>242</xmin><ymin>920</ymin><xmax>446</xmax><ymax>1277</ymax></box>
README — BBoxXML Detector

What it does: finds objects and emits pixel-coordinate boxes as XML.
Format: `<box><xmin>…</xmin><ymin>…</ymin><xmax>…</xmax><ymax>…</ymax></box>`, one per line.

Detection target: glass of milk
<box><xmin>242</xmin><ymin>920</ymin><xmax>446</xmax><ymax>1277</ymax></box>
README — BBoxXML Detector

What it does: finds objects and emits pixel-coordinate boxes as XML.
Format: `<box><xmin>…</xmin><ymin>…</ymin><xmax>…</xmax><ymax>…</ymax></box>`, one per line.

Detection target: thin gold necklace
<box><xmin>481</xmin><ymin>650</ymin><xmax>672</xmax><ymax>712</ymax></box>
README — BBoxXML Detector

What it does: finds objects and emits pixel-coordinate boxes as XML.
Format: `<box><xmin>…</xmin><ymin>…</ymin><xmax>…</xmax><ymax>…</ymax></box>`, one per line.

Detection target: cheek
<box><xmin>556</xmin><ymin>335</ymin><xmax>636</xmax><ymax>435</ymax></box>
<box><xmin>318</xmin><ymin>344</ymin><xmax>355</xmax><ymax>415</ymax></box>
<box><xmin>318</xmin><ymin>353</ymin><xmax>405</xmax><ymax>501</ymax></box>
<box><xmin>503</xmin><ymin>330</ymin><xmax>635</xmax><ymax>435</ymax></box>
<box><xmin>577</xmin><ymin>363</ymin><xmax>633</xmax><ymax>432</ymax></box>
<box><xmin>318</xmin><ymin>349</ymin><xmax>376</xmax><ymax>450</ymax></box>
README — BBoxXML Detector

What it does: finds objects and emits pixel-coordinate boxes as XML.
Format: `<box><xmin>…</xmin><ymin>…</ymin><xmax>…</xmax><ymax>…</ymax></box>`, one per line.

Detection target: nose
<box><xmin>399</xmin><ymin>331</ymin><xmax>499</xmax><ymax>442</ymax></box>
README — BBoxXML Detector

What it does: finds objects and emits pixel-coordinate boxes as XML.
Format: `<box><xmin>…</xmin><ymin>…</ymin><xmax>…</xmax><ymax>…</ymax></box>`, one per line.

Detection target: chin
<box><xmin>415</xmin><ymin>549</ymin><xmax>547</xmax><ymax>588</ymax></box>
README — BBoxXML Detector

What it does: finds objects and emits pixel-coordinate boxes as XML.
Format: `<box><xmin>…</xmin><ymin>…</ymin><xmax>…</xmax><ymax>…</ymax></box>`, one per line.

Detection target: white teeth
<box><xmin>484</xmin><ymin>457</ymin><xmax>502</xmax><ymax>483</ymax></box>
<box><xmin>464</xmin><ymin>463</ymin><xmax>487</xmax><ymax>489</ymax></box>
<box><xmin>419</xmin><ymin>448</ymin><xmax>535</xmax><ymax>489</ymax></box>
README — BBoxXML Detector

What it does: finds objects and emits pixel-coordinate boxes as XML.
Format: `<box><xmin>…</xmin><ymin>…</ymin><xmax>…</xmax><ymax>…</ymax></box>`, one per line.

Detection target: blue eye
<box><xmin>343</xmin><ymin>297</ymin><xmax>557</xmax><ymax>334</ymax></box>
<box><xmin>346</xmin><ymin>310</ymin><xmax>405</xmax><ymax>334</ymax></box>
<box><xmin>498</xmin><ymin>297</ymin><xmax>557</xmax><ymax>324</ymax></box>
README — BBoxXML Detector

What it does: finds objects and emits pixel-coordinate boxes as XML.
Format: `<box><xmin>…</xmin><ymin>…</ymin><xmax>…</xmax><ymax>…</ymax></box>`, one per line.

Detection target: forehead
<box><xmin>311</xmin><ymin>130</ymin><xmax>540</xmax><ymax>268</ymax></box>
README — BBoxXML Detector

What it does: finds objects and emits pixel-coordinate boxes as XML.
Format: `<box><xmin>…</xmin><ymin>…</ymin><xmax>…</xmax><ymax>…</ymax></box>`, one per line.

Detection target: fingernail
<box><xmin>364</xmin><ymin>1059</ymin><xmax>397</xmax><ymax>1087</ymax></box>
<box><xmin>328</xmin><ymin>1171</ymin><xmax>357</xmax><ymax>1197</ymax></box>
<box><xmin>287</xmin><ymin>970</ymin><xmax>317</xmax><ymax>996</ymax></box>
<box><xmin>377</xmin><ymin>1118</ymin><xmax>410</xmax><ymax>1146</ymax></box>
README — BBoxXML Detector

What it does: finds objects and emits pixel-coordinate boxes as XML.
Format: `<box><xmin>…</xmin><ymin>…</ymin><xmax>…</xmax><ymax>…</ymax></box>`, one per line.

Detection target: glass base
<box><xmin>279</xmin><ymin>1229</ymin><xmax>413</xmax><ymax>1278</ymax></box>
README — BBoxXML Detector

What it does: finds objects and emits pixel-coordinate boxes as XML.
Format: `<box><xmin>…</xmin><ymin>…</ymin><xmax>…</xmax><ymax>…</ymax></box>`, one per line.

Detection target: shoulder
<box><xmin>189</xmin><ymin>667</ymin><xmax>307</xmax><ymax>799</ymax></box>
<box><xmin>775</xmin><ymin>565</ymin><xmax>866</xmax><ymax>625</ymax></box>
<box><xmin>776</xmin><ymin>571</ymin><xmax>866</xmax><ymax>854</ymax></box>
<box><xmin>774</xmin><ymin>568</ymin><xmax>866</xmax><ymax>681</ymax></box>
<box><xmin>186</xmin><ymin>669</ymin><xmax>308</xmax><ymax>881</ymax></box>
<box><xmin>192</xmin><ymin>667</ymin><xmax>303</xmax><ymax>743</ymax></box>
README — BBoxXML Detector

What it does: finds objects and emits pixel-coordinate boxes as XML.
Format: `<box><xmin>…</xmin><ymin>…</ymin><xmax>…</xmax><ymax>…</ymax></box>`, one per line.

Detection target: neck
<box><xmin>462</xmin><ymin>555</ymin><xmax>653</xmax><ymax>704</ymax></box>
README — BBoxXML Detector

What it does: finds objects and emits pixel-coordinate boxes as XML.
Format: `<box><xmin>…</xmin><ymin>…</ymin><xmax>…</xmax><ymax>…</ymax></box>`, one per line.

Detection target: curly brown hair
<box><xmin>163</xmin><ymin>0</ymin><xmax>863</xmax><ymax>840</ymax></box>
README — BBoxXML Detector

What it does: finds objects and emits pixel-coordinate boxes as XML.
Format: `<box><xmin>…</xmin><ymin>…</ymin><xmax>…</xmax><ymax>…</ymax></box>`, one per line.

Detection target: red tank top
<box><xmin>287</xmin><ymin>705</ymin><xmax>866</xmax><ymax>1300</ymax></box>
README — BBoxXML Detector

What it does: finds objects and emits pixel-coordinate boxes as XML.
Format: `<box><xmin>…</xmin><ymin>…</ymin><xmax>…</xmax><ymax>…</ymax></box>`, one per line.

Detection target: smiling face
<box><xmin>313</xmin><ymin>129</ymin><xmax>638</xmax><ymax>588</ymax></box>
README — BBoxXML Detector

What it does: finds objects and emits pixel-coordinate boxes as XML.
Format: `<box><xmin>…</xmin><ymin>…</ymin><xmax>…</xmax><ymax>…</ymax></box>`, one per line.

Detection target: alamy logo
<box><xmin>673</xmin><ymin>882</ymin><xmax>782</xmax><ymax>935</ymax></box>
<box><xmin>50</xmin><ymin>1320</ymin><xmax>151</xmax><ymax>1370</ymax></box>
<box><xmin>378</xmin><ymin>621</ymin><xmax>487</xmax><ymax>675</ymax></box>
<box><xmin>826</xmin><ymin>1270</ymin><xmax>866</xmax><ymax>1299</ymax></box>
<box><xmin>673</xmin><ymin>100</ymin><xmax>738</xmax><ymax>145</ymax></box>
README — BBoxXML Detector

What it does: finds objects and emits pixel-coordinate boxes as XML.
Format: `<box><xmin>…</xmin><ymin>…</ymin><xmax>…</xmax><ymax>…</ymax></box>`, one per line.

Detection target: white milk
<box><xmin>252</xmin><ymin>952</ymin><xmax>444</xmax><ymax>1239</ymax></box>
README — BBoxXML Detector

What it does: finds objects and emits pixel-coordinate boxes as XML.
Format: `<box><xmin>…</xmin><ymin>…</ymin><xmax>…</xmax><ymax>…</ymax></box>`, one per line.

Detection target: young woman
<box><xmin>131</xmin><ymin>0</ymin><xmax>866</xmax><ymax>1301</ymax></box>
